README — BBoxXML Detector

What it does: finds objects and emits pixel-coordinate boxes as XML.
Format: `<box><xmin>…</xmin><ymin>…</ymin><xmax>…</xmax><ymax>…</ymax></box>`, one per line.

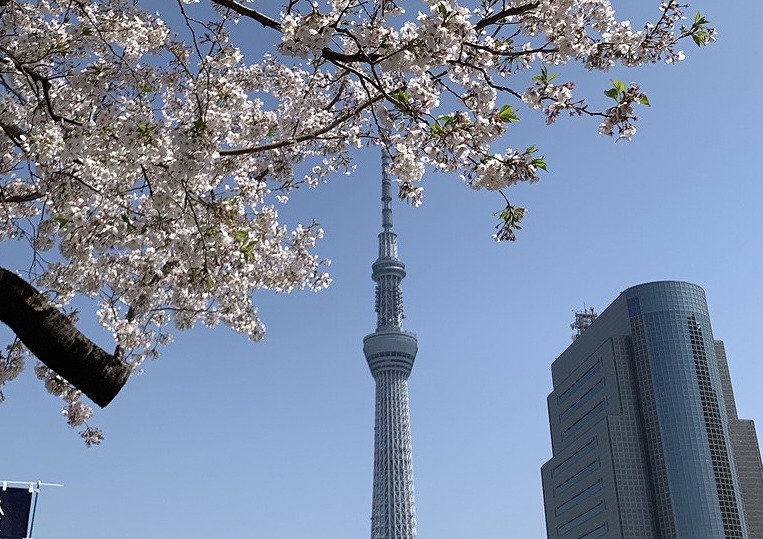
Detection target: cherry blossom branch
<box><xmin>0</xmin><ymin>0</ymin><xmax>714</xmax><ymax>443</ymax></box>
<box><xmin>0</xmin><ymin>191</ymin><xmax>44</xmax><ymax>203</ymax></box>
<box><xmin>208</xmin><ymin>0</ymin><xmax>282</xmax><ymax>31</ymax></box>
<box><xmin>217</xmin><ymin>92</ymin><xmax>386</xmax><ymax>156</ymax></box>
<box><xmin>0</xmin><ymin>266</ymin><xmax>130</xmax><ymax>407</ymax></box>
<box><xmin>474</xmin><ymin>2</ymin><xmax>541</xmax><ymax>31</ymax></box>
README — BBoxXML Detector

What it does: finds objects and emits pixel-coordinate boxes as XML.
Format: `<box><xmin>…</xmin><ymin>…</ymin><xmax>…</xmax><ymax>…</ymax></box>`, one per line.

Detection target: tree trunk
<box><xmin>0</xmin><ymin>266</ymin><xmax>130</xmax><ymax>407</ymax></box>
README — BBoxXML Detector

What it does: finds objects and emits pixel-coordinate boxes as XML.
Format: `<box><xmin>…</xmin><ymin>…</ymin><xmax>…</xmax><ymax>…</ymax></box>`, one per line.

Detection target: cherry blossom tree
<box><xmin>0</xmin><ymin>0</ymin><xmax>713</xmax><ymax>444</ymax></box>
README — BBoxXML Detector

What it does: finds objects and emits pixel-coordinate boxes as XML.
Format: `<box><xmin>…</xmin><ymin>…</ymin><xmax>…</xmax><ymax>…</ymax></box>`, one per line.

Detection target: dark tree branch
<box><xmin>218</xmin><ymin>91</ymin><xmax>387</xmax><ymax>156</ymax></box>
<box><xmin>0</xmin><ymin>121</ymin><xmax>25</xmax><ymax>139</ymax></box>
<box><xmin>0</xmin><ymin>266</ymin><xmax>130</xmax><ymax>407</ymax></box>
<box><xmin>0</xmin><ymin>191</ymin><xmax>44</xmax><ymax>203</ymax></box>
<box><xmin>207</xmin><ymin>0</ymin><xmax>282</xmax><ymax>31</ymax></box>
<box><xmin>321</xmin><ymin>47</ymin><xmax>380</xmax><ymax>64</ymax></box>
<box><xmin>474</xmin><ymin>2</ymin><xmax>540</xmax><ymax>31</ymax></box>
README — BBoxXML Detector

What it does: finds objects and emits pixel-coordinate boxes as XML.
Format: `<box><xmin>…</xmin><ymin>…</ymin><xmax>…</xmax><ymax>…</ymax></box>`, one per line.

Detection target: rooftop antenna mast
<box><xmin>571</xmin><ymin>307</ymin><xmax>597</xmax><ymax>341</ymax></box>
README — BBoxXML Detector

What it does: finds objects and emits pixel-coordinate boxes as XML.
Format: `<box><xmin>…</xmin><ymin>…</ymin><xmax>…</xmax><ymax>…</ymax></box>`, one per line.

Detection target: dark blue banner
<box><xmin>0</xmin><ymin>487</ymin><xmax>32</xmax><ymax>539</ymax></box>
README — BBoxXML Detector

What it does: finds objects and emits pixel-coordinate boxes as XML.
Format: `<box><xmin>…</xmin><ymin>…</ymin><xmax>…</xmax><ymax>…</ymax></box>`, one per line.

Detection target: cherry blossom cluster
<box><xmin>0</xmin><ymin>339</ymin><xmax>25</xmax><ymax>403</ymax></box>
<box><xmin>598</xmin><ymin>81</ymin><xmax>651</xmax><ymax>140</ymax></box>
<box><xmin>34</xmin><ymin>363</ymin><xmax>103</xmax><ymax>446</ymax></box>
<box><xmin>0</xmin><ymin>0</ymin><xmax>712</xmax><ymax>441</ymax></box>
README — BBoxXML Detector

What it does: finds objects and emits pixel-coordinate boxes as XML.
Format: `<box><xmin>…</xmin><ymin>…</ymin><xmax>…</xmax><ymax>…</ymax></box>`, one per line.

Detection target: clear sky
<box><xmin>1</xmin><ymin>1</ymin><xmax>761</xmax><ymax>538</ymax></box>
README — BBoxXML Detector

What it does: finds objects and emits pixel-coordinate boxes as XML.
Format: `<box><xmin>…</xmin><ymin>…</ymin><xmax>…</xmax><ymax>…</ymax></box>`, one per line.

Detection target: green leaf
<box><xmin>53</xmin><ymin>216</ymin><xmax>70</xmax><ymax>227</ymax></box>
<box><xmin>691</xmin><ymin>28</ymin><xmax>710</xmax><ymax>46</ymax></box>
<box><xmin>192</xmin><ymin>117</ymin><xmax>206</xmax><ymax>133</ymax></box>
<box><xmin>137</xmin><ymin>123</ymin><xmax>153</xmax><ymax>142</ymax></box>
<box><xmin>611</xmin><ymin>79</ymin><xmax>626</xmax><ymax>93</ymax></box>
<box><xmin>532</xmin><ymin>157</ymin><xmax>548</xmax><ymax>171</ymax></box>
<box><xmin>391</xmin><ymin>90</ymin><xmax>409</xmax><ymax>104</ymax></box>
<box><xmin>638</xmin><ymin>94</ymin><xmax>651</xmax><ymax>106</ymax></box>
<box><xmin>241</xmin><ymin>240</ymin><xmax>258</xmax><ymax>261</ymax></box>
<box><xmin>498</xmin><ymin>105</ymin><xmax>520</xmax><ymax>123</ymax></box>
<box><xmin>81</xmin><ymin>26</ymin><xmax>92</xmax><ymax>36</ymax></box>
<box><xmin>604</xmin><ymin>88</ymin><xmax>619</xmax><ymax>100</ymax></box>
<box><xmin>532</xmin><ymin>65</ymin><xmax>558</xmax><ymax>85</ymax></box>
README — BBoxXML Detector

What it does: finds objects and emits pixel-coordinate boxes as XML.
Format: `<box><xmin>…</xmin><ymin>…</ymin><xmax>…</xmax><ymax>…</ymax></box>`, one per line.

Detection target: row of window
<box><xmin>688</xmin><ymin>315</ymin><xmax>745</xmax><ymax>538</ymax></box>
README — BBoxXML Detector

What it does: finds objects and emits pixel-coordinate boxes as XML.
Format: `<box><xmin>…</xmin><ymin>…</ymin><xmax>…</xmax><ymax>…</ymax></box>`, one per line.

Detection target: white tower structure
<box><xmin>363</xmin><ymin>148</ymin><xmax>418</xmax><ymax>539</ymax></box>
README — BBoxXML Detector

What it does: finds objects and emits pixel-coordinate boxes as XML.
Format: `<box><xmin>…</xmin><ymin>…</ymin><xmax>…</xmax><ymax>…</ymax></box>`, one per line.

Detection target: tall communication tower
<box><xmin>363</xmin><ymin>148</ymin><xmax>418</xmax><ymax>539</ymax></box>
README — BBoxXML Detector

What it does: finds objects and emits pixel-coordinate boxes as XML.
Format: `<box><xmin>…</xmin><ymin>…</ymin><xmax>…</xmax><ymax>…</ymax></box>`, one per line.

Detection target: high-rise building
<box><xmin>541</xmin><ymin>281</ymin><xmax>763</xmax><ymax>539</ymax></box>
<box><xmin>363</xmin><ymin>149</ymin><xmax>418</xmax><ymax>539</ymax></box>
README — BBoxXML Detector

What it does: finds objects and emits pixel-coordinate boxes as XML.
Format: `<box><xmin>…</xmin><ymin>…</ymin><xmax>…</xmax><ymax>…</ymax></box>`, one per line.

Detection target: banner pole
<box><xmin>27</xmin><ymin>481</ymin><xmax>41</xmax><ymax>539</ymax></box>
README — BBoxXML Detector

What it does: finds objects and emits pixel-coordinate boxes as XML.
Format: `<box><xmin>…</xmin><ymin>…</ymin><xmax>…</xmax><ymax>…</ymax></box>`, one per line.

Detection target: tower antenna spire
<box><xmin>373</xmin><ymin>145</ymin><xmax>404</xmax><ymax>328</ymax></box>
<box><xmin>363</xmin><ymin>143</ymin><xmax>419</xmax><ymax>539</ymax></box>
<box><xmin>381</xmin><ymin>148</ymin><xmax>394</xmax><ymax>233</ymax></box>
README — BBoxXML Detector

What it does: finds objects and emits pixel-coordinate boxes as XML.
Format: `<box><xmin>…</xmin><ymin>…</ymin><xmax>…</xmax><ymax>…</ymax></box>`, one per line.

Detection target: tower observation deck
<box><xmin>363</xmin><ymin>148</ymin><xmax>418</xmax><ymax>539</ymax></box>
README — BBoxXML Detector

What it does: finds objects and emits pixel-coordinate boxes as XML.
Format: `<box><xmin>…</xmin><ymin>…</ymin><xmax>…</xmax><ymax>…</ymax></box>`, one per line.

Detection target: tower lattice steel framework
<box><xmin>363</xmin><ymin>148</ymin><xmax>418</xmax><ymax>539</ymax></box>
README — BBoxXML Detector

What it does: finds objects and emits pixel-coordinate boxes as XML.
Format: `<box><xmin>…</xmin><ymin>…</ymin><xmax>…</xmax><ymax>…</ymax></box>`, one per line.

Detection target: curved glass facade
<box><xmin>543</xmin><ymin>281</ymin><xmax>763</xmax><ymax>539</ymax></box>
<box><xmin>625</xmin><ymin>282</ymin><xmax>747</xmax><ymax>539</ymax></box>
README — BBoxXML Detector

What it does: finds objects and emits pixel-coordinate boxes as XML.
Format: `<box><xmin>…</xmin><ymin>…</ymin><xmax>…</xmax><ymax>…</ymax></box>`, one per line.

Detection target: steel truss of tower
<box><xmin>363</xmin><ymin>148</ymin><xmax>418</xmax><ymax>539</ymax></box>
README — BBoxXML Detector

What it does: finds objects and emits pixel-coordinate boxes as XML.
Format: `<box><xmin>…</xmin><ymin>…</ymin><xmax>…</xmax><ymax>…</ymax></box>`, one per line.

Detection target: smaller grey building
<box><xmin>541</xmin><ymin>281</ymin><xmax>763</xmax><ymax>539</ymax></box>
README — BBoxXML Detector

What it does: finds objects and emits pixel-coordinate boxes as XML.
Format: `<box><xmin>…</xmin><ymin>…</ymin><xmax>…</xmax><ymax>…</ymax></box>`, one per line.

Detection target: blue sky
<box><xmin>2</xmin><ymin>0</ymin><xmax>761</xmax><ymax>538</ymax></box>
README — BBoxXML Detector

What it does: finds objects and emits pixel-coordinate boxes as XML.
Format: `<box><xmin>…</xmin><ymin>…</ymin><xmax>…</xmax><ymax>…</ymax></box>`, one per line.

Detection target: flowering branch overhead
<box><xmin>0</xmin><ymin>0</ymin><xmax>713</xmax><ymax>443</ymax></box>
<box><xmin>207</xmin><ymin>0</ymin><xmax>283</xmax><ymax>30</ymax></box>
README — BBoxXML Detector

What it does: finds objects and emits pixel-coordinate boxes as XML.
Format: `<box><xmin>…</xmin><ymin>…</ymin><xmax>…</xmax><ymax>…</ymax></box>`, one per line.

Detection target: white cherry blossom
<box><xmin>0</xmin><ymin>0</ymin><xmax>714</xmax><ymax>443</ymax></box>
